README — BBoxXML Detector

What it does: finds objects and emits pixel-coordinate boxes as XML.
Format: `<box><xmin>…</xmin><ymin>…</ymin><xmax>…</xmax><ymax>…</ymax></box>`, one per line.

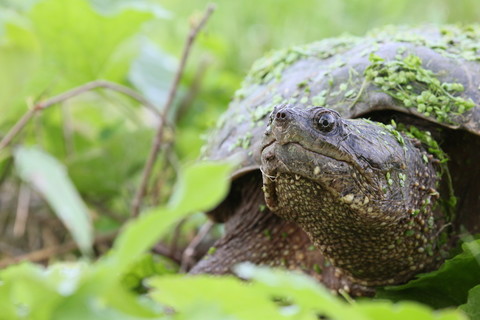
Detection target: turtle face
<box><xmin>260</xmin><ymin>105</ymin><xmax>442</xmax><ymax>285</ymax></box>
<box><xmin>261</xmin><ymin>105</ymin><xmax>406</xmax><ymax>212</ymax></box>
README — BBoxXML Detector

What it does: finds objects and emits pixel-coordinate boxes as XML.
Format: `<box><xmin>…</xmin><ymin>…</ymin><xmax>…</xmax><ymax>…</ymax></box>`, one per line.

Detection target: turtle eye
<box><xmin>317</xmin><ymin>113</ymin><xmax>336</xmax><ymax>132</ymax></box>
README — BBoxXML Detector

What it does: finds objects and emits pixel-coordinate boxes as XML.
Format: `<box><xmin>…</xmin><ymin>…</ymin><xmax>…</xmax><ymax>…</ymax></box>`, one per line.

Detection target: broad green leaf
<box><xmin>0</xmin><ymin>261</ymin><xmax>162</xmax><ymax>319</ymax></box>
<box><xmin>376</xmin><ymin>240</ymin><xmax>480</xmax><ymax>308</ymax></box>
<box><xmin>150</xmin><ymin>265</ymin><xmax>466</xmax><ymax>320</ymax></box>
<box><xmin>149</xmin><ymin>275</ymin><xmax>286</xmax><ymax>320</ymax></box>
<box><xmin>129</xmin><ymin>39</ymin><xmax>177</xmax><ymax>106</ymax></box>
<box><xmin>111</xmin><ymin>161</ymin><xmax>232</xmax><ymax>272</ymax></box>
<box><xmin>237</xmin><ymin>264</ymin><xmax>465</xmax><ymax>320</ymax></box>
<box><xmin>235</xmin><ymin>264</ymin><xmax>364</xmax><ymax>320</ymax></box>
<box><xmin>459</xmin><ymin>285</ymin><xmax>480</xmax><ymax>320</ymax></box>
<box><xmin>0</xmin><ymin>263</ymin><xmax>77</xmax><ymax>320</ymax></box>
<box><xmin>50</xmin><ymin>281</ymin><xmax>161</xmax><ymax>320</ymax></box>
<box><xmin>68</xmin><ymin>127</ymin><xmax>153</xmax><ymax>199</ymax></box>
<box><xmin>14</xmin><ymin>146</ymin><xmax>93</xmax><ymax>255</ymax></box>
<box><xmin>88</xmin><ymin>0</ymin><xmax>171</xmax><ymax>18</ymax></box>
<box><xmin>354</xmin><ymin>301</ymin><xmax>466</xmax><ymax>320</ymax></box>
<box><xmin>167</xmin><ymin>161</ymin><xmax>233</xmax><ymax>212</ymax></box>
<box><xmin>0</xmin><ymin>20</ymin><xmax>39</xmax><ymax>120</ymax></box>
<box><xmin>28</xmin><ymin>0</ymin><xmax>154</xmax><ymax>93</ymax></box>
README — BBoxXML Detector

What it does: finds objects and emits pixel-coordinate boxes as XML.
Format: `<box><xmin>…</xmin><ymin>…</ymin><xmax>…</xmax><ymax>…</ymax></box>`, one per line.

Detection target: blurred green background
<box><xmin>0</xmin><ymin>2</ymin><xmax>479</xmax><ymax>318</ymax></box>
<box><xmin>0</xmin><ymin>0</ymin><xmax>479</xmax><ymax>220</ymax></box>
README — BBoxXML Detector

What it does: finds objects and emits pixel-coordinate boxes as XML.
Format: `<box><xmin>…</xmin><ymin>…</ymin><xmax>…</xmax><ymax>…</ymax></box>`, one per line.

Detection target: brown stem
<box><xmin>0</xmin><ymin>80</ymin><xmax>160</xmax><ymax>151</ymax></box>
<box><xmin>131</xmin><ymin>4</ymin><xmax>216</xmax><ymax>217</ymax></box>
<box><xmin>13</xmin><ymin>183</ymin><xmax>31</xmax><ymax>238</ymax></box>
<box><xmin>180</xmin><ymin>221</ymin><xmax>213</xmax><ymax>272</ymax></box>
<box><xmin>152</xmin><ymin>242</ymin><xmax>183</xmax><ymax>264</ymax></box>
<box><xmin>61</xmin><ymin>103</ymin><xmax>75</xmax><ymax>158</ymax></box>
<box><xmin>0</xmin><ymin>109</ymin><xmax>37</xmax><ymax>151</ymax></box>
<box><xmin>175</xmin><ymin>57</ymin><xmax>210</xmax><ymax>123</ymax></box>
<box><xmin>0</xmin><ymin>231</ymin><xmax>117</xmax><ymax>268</ymax></box>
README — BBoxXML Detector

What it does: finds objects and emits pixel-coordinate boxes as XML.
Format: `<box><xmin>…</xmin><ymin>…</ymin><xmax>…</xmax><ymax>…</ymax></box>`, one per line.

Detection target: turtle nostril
<box><xmin>276</xmin><ymin>111</ymin><xmax>288</xmax><ymax>120</ymax></box>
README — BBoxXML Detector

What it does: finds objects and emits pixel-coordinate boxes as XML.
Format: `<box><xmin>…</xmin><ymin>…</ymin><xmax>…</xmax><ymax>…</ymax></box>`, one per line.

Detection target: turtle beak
<box><xmin>262</xmin><ymin>176</ymin><xmax>279</xmax><ymax>211</ymax></box>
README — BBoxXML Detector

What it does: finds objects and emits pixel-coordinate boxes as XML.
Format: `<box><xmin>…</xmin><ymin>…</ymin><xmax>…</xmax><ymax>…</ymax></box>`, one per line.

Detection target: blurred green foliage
<box><xmin>1</xmin><ymin>0</ymin><xmax>480</xmax><ymax>212</ymax></box>
<box><xmin>0</xmin><ymin>158</ymin><xmax>475</xmax><ymax>319</ymax></box>
<box><xmin>1</xmin><ymin>0</ymin><xmax>480</xmax><ymax>319</ymax></box>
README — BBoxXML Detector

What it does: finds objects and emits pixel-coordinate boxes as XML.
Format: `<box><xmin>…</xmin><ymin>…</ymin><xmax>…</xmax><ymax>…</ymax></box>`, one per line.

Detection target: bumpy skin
<box><xmin>261</xmin><ymin>106</ymin><xmax>447</xmax><ymax>286</ymax></box>
<box><xmin>190</xmin><ymin>173</ymin><xmax>372</xmax><ymax>296</ymax></box>
<box><xmin>193</xmin><ymin>26</ymin><xmax>480</xmax><ymax>292</ymax></box>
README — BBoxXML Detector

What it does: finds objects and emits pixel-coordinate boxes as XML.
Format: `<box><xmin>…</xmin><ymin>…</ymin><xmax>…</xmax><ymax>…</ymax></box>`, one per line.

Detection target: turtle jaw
<box><xmin>260</xmin><ymin>141</ymin><xmax>284</xmax><ymax>211</ymax></box>
<box><xmin>260</xmin><ymin>139</ymin><xmax>356</xmax><ymax>214</ymax></box>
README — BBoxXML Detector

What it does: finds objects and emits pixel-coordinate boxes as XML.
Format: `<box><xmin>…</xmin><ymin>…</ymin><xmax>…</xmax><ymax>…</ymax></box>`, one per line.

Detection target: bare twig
<box><xmin>131</xmin><ymin>4</ymin><xmax>216</xmax><ymax>217</ymax></box>
<box><xmin>13</xmin><ymin>183</ymin><xmax>31</xmax><ymax>238</ymax></box>
<box><xmin>180</xmin><ymin>221</ymin><xmax>213</xmax><ymax>272</ymax></box>
<box><xmin>175</xmin><ymin>57</ymin><xmax>210</xmax><ymax>122</ymax></box>
<box><xmin>152</xmin><ymin>242</ymin><xmax>182</xmax><ymax>264</ymax></box>
<box><xmin>61</xmin><ymin>103</ymin><xmax>75</xmax><ymax>157</ymax></box>
<box><xmin>0</xmin><ymin>231</ymin><xmax>117</xmax><ymax>268</ymax></box>
<box><xmin>0</xmin><ymin>80</ymin><xmax>159</xmax><ymax>151</ymax></box>
<box><xmin>0</xmin><ymin>109</ymin><xmax>37</xmax><ymax>151</ymax></box>
<box><xmin>170</xmin><ymin>217</ymin><xmax>187</xmax><ymax>257</ymax></box>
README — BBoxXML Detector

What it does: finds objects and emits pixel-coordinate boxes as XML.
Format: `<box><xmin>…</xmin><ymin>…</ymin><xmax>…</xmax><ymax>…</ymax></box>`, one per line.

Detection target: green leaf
<box><xmin>28</xmin><ymin>0</ymin><xmax>155</xmax><ymax>93</ymax></box>
<box><xmin>110</xmin><ymin>161</ymin><xmax>232</xmax><ymax>273</ymax></box>
<box><xmin>354</xmin><ymin>301</ymin><xmax>465</xmax><ymax>320</ymax></box>
<box><xmin>235</xmin><ymin>263</ymin><xmax>363</xmax><ymax>320</ymax></box>
<box><xmin>0</xmin><ymin>262</ymin><xmax>86</xmax><ymax>320</ymax></box>
<box><xmin>68</xmin><ymin>127</ymin><xmax>153</xmax><ymax>199</ymax></box>
<box><xmin>129</xmin><ymin>39</ymin><xmax>176</xmax><ymax>106</ymax></box>
<box><xmin>459</xmin><ymin>285</ymin><xmax>480</xmax><ymax>320</ymax></box>
<box><xmin>150</xmin><ymin>264</ymin><xmax>466</xmax><ymax>320</ymax></box>
<box><xmin>88</xmin><ymin>0</ymin><xmax>171</xmax><ymax>18</ymax></box>
<box><xmin>14</xmin><ymin>146</ymin><xmax>93</xmax><ymax>255</ymax></box>
<box><xmin>0</xmin><ymin>20</ymin><xmax>39</xmax><ymax>121</ymax></box>
<box><xmin>376</xmin><ymin>240</ymin><xmax>480</xmax><ymax>308</ymax></box>
<box><xmin>149</xmin><ymin>275</ymin><xmax>285</xmax><ymax>320</ymax></box>
<box><xmin>167</xmin><ymin>161</ymin><xmax>233</xmax><ymax>212</ymax></box>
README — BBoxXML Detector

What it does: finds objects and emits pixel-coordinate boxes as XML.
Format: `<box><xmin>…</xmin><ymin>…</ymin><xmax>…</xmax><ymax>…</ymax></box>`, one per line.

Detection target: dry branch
<box><xmin>131</xmin><ymin>4</ymin><xmax>216</xmax><ymax>217</ymax></box>
<box><xmin>0</xmin><ymin>231</ymin><xmax>117</xmax><ymax>268</ymax></box>
<box><xmin>0</xmin><ymin>80</ymin><xmax>160</xmax><ymax>151</ymax></box>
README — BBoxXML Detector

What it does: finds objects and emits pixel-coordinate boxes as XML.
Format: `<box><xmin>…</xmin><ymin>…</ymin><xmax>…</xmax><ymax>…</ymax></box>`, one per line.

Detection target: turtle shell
<box><xmin>203</xmin><ymin>25</ymin><xmax>480</xmax><ymax>224</ymax></box>
<box><xmin>204</xmin><ymin>25</ymin><xmax>480</xmax><ymax>175</ymax></box>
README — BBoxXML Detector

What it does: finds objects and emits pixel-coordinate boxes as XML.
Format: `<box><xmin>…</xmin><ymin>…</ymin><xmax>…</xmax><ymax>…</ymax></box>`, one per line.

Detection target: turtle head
<box><xmin>261</xmin><ymin>105</ymin><xmax>410</xmax><ymax>211</ymax></box>
<box><xmin>260</xmin><ymin>105</ymin><xmax>443</xmax><ymax>285</ymax></box>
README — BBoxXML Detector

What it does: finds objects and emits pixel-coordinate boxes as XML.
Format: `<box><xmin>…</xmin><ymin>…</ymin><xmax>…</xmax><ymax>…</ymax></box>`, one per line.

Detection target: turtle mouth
<box><xmin>260</xmin><ymin>140</ymin><xmax>353</xmax><ymax>211</ymax></box>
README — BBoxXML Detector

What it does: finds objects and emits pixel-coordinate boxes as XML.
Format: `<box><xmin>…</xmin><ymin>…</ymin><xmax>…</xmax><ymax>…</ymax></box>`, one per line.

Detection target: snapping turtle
<box><xmin>190</xmin><ymin>25</ymin><xmax>480</xmax><ymax>295</ymax></box>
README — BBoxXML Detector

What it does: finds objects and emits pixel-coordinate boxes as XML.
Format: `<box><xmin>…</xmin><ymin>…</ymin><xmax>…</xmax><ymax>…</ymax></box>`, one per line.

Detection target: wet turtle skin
<box><xmin>191</xmin><ymin>25</ymin><xmax>480</xmax><ymax>295</ymax></box>
<box><xmin>261</xmin><ymin>106</ymin><xmax>448</xmax><ymax>286</ymax></box>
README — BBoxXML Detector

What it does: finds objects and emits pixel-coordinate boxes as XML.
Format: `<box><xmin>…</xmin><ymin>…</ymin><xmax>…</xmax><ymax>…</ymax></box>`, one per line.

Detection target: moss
<box><xmin>211</xmin><ymin>25</ymin><xmax>480</xmax><ymax>165</ymax></box>
<box><xmin>369</xmin><ymin>24</ymin><xmax>480</xmax><ymax>62</ymax></box>
<box><xmin>375</xmin><ymin>120</ymin><xmax>406</xmax><ymax>146</ymax></box>
<box><xmin>400</xmin><ymin>124</ymin><xmax>456</xmax><ymax>223</ymax></box>
<box><xmin>239</xmin><ymin>36</ymin><xmax>360</xmax><ymax>90</ymax></box>
<box><xmin>365</xmin><ymin>53</ymin><xmax>475</xmax><ymax>123</ymax></box>
<box><xmin>228</xmin><ymin>131</ymin><xmax>253</xmax><ymax>151</ymax></box>
<box><xmin>311</xmin><ymin>90</ymin><xmax>327</xmax><ymax>106</ymax></box>
<box><xmin>403</xmin><ymin>125</ymin><xmax>448</xmax><ymax>163</ymax></box>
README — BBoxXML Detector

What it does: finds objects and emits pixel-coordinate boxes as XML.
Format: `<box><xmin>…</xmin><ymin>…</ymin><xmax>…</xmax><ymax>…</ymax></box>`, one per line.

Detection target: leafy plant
<box><xmin>1</xmin><ymin>151</ymin><xmax>476</xmax><ymax>319</ymax></box>
<box><xmin>1</xmin><ymin>1</ymin><xmax>480</xmax><ymax>319</ymax></box>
